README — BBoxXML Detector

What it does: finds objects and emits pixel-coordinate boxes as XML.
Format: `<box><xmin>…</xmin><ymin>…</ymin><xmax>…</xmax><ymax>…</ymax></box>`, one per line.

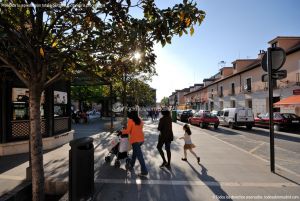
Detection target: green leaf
<box><xmin>179</xmin><ymin>30</ymin><xmax>183</xmax><ymax>37</ymax></box>
<box><xmin>161</xmin><ymin>39</ymin><xmax>166</xmax><ymax>47</ymax></box>
<box><xmin>190</xmin><ymin>26</ymin><xmax>194</xmax><ymax>36</ymax></box>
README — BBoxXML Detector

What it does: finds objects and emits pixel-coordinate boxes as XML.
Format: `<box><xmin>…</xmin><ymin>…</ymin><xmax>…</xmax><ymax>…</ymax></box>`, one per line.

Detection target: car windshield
<box><xmin>203</xmin><ymin>112</ymin><xmax>214</xmax><ymax>118</ymax></box>
<box><xmin>281</xmin><ymin>113</ymin><xmax>299</xmax><ymax>119</ymax></box>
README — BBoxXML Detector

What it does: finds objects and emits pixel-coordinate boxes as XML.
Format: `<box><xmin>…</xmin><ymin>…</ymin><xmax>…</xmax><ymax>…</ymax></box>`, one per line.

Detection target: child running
<box><xmin>179</xmin><ymin>124</ymin><xmax>200</xmax><ymax>164</ymax></box>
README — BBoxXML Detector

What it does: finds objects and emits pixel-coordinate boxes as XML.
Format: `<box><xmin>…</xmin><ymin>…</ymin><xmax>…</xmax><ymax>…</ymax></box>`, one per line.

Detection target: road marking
<box><xmin>204</xmin><ymin>131</ymin><xmax>300</xmax><ymax>178</ymax></box>
<box><xmin>249</xmin><ymin>142</ymin><xmax>266</xmax><ymax>153</ymax></box>
<box><xmin>0</xmin><ymin>174</ymin><xmax>25</xmax><ymax>181</ymax></box>
<box><xmin>175</xmin><ymin>121</ymin><xmax>300</xmax><ymax>178</ymax></box>
<box><xmin>95</xmin><ymin>178</ymin><xmax>299</xmax><ymax>187</ymax></box>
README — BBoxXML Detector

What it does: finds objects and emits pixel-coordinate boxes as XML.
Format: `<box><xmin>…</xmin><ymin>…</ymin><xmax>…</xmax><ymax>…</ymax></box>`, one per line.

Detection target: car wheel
<box><xmin>214</xmin><ymin>124</ymin><xmax>219</xmax><ymax>129</ymax></box>
<box><xmin>274</xmin><ymin>124</ymin><xmax>280</xmax><ymax>131</ymax></box>
<box><xmin>246</xmin><ymin>125</ymin><xmax>252</xmax><ymax>130</ymax></box>
<box><xmin>200</xmin><ymin>122</ymin><xmax>204</xmax><ymax>128</ymax></box>
<box><xmin>229</xmin><ymin>122</ymin><xmax>234</xmax><ymax>129</ymax></box>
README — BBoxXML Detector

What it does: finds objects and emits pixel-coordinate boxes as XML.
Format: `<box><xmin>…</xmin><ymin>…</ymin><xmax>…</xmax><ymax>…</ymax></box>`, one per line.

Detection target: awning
<box><xmin>274</xmin><ymin>95</ymin><xmax>300</xmax><ymax>107</ymax></box>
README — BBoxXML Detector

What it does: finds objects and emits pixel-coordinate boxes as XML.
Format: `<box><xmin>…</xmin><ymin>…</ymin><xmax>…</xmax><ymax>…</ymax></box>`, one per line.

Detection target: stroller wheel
<box><xmin>114</xmin><ymin>160</ymin><xmax>121</xmax><ymax>168</ymax></box>
<box><xmin>105</xmin><ymin>156</ymin><xmax>111</xmax><ymax>163</ymax></box>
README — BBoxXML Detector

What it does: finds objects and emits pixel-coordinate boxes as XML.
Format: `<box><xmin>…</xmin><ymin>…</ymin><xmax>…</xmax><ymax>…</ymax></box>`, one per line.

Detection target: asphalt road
<box><xmin>184</xmin><ymin>122</ymin><xmax>300</xmax><ymax>177</ymax></box>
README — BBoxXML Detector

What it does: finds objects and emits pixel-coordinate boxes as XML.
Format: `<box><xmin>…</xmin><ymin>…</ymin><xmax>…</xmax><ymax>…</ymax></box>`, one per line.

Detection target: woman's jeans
<box><xmin>131</xmin><ymin>142</ymin><xmax>148</xmax><ymax>174</ymax></box>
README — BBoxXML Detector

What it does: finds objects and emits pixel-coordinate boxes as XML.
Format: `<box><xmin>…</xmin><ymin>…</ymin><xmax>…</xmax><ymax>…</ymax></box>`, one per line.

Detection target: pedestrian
<box><xmin>122</xmin><ymin>110</ymin><xmax>148</xmax><ymax>177</ymax></box>
<box><xmin>157</xmin><ymin>108</ymin><xmax>174</xmax><ymax>168</ymax></box>
<box><xmin>179</xmin><ymin>124</ymin><xmax>200</xmax><ymax>164</ymax></box>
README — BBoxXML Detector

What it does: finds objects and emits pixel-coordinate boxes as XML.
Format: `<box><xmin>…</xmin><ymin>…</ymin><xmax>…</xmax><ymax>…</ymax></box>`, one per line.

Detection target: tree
<box><xmin>0</xmin><ymin>1</ymin><xmax>205</xmax><ymax>200</ymax></box>
<box><xmin>71</xmin><ymin>85</ymin><xmax>104</xmax><ymax>110</ymax></box>
<box><xmin>161</xmin><ymin>97</ymin><xmax>169</xmax><ymax>107</ymax></box>
<box><xmin>126</xmin><ymin>79</ymin><xmax>156</xmax><ymax>107</ymax></box>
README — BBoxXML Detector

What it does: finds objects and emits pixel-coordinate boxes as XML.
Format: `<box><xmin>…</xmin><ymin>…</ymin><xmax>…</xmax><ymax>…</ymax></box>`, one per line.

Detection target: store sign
<box><xmin>293</xmin><ymin>89</ymin><xmax>300</xmax><ymax>95</ymax></box>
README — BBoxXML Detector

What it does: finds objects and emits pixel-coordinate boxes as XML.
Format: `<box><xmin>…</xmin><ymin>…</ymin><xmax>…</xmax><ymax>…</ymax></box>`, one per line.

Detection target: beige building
<box><xmin>175</xmin><ymin>36</ymin><xmax>300</xmax><ymax>116</ymax></box>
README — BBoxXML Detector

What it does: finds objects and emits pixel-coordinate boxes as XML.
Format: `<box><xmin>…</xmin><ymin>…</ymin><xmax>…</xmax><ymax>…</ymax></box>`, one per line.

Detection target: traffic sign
<box><xmin>261</xmin><ymin>47</ymin><xmax>286</xmax><ymax>72</ymax></box>
<box><xmin>261</xmin><ymin>70</ymin><xmax>287</xmax><ymax>82</ymax></box>
<box><xmin>272</xmin><ymin>70</ymin><xmax>287</xmax><ymax>80</ymax></box>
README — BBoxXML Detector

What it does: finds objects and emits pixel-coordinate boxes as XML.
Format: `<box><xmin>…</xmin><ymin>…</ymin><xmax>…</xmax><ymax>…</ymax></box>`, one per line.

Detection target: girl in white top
<box><xmin>179</xmin><ymin>124</ymin><xmax>200</xmax><ymax>163</ymax></box>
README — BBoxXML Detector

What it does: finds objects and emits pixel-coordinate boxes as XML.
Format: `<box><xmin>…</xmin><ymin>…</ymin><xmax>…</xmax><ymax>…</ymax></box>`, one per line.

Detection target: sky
<box><xmin>149</xmin><ymin>0</ymin><xmax>300</xmax><ymax>102</ymax></box>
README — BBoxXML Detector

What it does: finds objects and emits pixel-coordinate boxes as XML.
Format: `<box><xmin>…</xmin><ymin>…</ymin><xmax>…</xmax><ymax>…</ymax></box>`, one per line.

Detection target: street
<box><xmin>184</xmin><ymin>122</ymin><xmax>300</xmax><ymax>177</ymax></box>
<box><xmin>1</xmin><ymin>118</ymin><xmax>300</xmax><ymax>201</ymax></box>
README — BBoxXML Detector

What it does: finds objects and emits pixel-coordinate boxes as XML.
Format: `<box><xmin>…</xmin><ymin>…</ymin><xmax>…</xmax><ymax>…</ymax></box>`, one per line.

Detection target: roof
<box><xmin>274</xmin><ymin>95</ymin><xmax>300</xmax><ymax>107</ymax></box>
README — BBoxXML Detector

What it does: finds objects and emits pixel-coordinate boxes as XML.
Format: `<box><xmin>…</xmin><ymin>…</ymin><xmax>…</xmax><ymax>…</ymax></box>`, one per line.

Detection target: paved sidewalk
<box><xmin>0</xmin><ymin>118</ymin><xmax>122</xmax><ymax>199</ymax></box>
<box><xmin>0</xmin><ymin>119</ymin><xmax>299</xmax><ymax>201</ymax></box>
<box><xmin>94</xmin><ymin>121</ymin><xmax>300</xmax><ymax>201</ymax></box>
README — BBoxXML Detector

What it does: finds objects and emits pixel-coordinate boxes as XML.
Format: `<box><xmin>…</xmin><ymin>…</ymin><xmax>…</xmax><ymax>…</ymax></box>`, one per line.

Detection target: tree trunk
<box><xmin>29</xmin><ymin>83</ymin><xmax>45</xmax><ymax>201</ymax></box>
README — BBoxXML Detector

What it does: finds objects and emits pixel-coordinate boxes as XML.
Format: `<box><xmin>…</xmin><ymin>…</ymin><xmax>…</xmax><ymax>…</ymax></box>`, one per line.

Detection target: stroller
<box><xmin>104</xmin><ymin>132</ymin><xmax>131</xmax><ymax>169</ymax></box>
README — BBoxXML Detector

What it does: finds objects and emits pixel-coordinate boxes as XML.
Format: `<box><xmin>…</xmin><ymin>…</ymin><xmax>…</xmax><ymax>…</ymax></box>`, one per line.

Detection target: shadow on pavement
<box><xmin>187</xmin><ymin>162</ymin><xmax>233</xmax><ymax>201</ymax></box>
<box><xmin>274</xmin><ymin>172</ymin><xmax>300</xmax><ymax>186</ymax></box>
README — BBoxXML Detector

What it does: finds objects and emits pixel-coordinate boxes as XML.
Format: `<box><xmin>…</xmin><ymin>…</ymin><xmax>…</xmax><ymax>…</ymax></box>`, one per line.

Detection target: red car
<box><xmin>188</xmin><ymin>111</ymin><xmax>219</xmax><ymax>129</ymax></box>
<box><xmin>254</xmin><ymin>112</ymin><xmax>300</xmax><ymax>131</ymax></box>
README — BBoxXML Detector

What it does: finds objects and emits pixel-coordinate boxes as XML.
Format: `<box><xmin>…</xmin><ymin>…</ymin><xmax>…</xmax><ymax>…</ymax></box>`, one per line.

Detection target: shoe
<box><xmin>138</xmin><ymin>172</ymin><xmax>148</xmax><ymax>177</ymax></box>
<box><xmin>197</xmin><ymin>157</ymin><xmax>200</xmax><ymax>164</ymax></box>
<box><xmin>160</xmin><ymin>162</ymin><xmax>167</xmax><ymax>168</ymax></box>
<box><xmin>181</xmin><ymin>158</ymin><xmax>187</xmax><ymax>161</ymax></box>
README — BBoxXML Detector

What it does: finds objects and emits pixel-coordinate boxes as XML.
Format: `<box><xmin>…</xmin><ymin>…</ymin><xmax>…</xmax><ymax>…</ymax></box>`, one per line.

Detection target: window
<box><xmin>247</xmin><ymin>99</ymin><xmax>252</xmax><ymax>108</ymax></box>
<box><xmin>271</xmin><ymin>42</ymin><xmax>277</xmax><ymax>48</ymax></box>
<box><xmin>220</xmin><ymin>86</ymin><xmax>223</xmax><ymax>97</ymax></box>
<box><xmin>231</xmin><ymin>83</ymin><xmax>235</xmax><ymax>95</ymax></box>
<box><xmin>220</xmin><ymin>101</ymin><xmax>224</xmax><ymax>110</ymax></box>
<box><xmin>233</xmin><ymin>63</ymin><xmax>236</xmax><ymax>70</ymax></box>
<box><xmin>210</xmin><ymin>102</ymin><xmax>214</xmax><ymax>111</ymax></box>
<box><xmin>224</xmin><ymin>110</ymin><xmax>229</xmax><ymax>117</ymax></box>
<box><xmin>54</xmin><ymin>91</ymin><xmax>68</xmax><ymax>117</ymax></box>
<box><xmin>246</xmin><ymin>78</ymin><xmax>252</xmax><ymax>91</ymax></box>
<box><xmin>231</xmin><ymin>100</ymin><xmax>236</xmax><ymax>108</ymax></box>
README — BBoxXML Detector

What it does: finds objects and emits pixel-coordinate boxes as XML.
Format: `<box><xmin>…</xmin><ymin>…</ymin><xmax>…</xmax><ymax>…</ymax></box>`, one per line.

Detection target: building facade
<box><xmin>176</xmin><ymin>36</ymin><xmax>300</xmax><ymax>116</ymax></box>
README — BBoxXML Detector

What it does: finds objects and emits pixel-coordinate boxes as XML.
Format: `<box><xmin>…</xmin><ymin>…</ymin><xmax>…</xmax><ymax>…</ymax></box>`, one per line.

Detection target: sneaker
<box><xmin>181</xmin><ymin>158</ymin><xmax>187</xmax><ymax>161</ymax></box>
<box><xmin>160</xmin><ymin>162</ymin><xmax>167</xmax><ymax>168</ymax></box>
<box><xmin>138</xmin><ymin>172</ymin><xmax>148</xmax><ymax>177</ymax></box>
<box><xmin>197</xmin><ymin>157</ymin><xmax>200</xmax><ymax>164</ymax></box>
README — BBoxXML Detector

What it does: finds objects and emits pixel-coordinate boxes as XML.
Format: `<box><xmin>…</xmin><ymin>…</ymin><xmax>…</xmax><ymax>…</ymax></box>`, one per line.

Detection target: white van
<box><xmin>218</xmin><ymin>107</ymin><xmax>254</xmax><ymax>129</ymax></box>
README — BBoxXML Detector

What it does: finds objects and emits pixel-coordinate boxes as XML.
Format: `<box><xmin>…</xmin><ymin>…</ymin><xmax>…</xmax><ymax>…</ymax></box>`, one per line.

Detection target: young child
<box><xmin>179</xmin><ymin>124</ymin><xmax>200</xmax><ymax>164</ymax></box>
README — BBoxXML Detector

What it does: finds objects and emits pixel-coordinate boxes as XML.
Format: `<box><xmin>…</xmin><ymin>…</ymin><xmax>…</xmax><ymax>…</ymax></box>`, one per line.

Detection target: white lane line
<box><xmin>95</xmin><ymin>179</ymin><xmax>299</xmax><ymax>187</ymax></box>
<box><xmin>202</xmin><ymin>131</ymin><xmax>300</xmax><ymax>178</ymax></box>
<box><xmin>249</xmin><ymin>142</ymin><xmax>266</xmax><ymax>153</ymax></box>
<box><xmin>0</xmin><ymin>174</ymin><xmax>25</xmax><ymax>181</ymax></box>
<box><xmin>175</xmin><ymin>122</ymin><xmax>300</xmax><ymax>178</ymax></box>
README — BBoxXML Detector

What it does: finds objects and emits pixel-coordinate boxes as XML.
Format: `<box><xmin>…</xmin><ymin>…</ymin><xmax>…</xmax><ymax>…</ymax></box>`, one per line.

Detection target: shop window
<box><xmin>12</xmin><ymin>88</ymin><xmax>45</xmax><ymax>120</ymax></box>
<box><xmin>54</xmin><ymin>91</ymin><xmax>68</xmax><ymax>117</ymax></box>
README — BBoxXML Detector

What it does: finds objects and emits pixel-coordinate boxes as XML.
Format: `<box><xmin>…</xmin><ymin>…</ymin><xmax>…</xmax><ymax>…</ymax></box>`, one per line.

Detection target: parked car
<box><xmin>176</xmin><ymin>110</ymin><xmax>183</xmax><ymax>120</ymax></box>
<box><xmin>218</xmin><ymin>107</ymin><xmax>254</xmax><ymax>129</ymax></box>
<box><xmin>188</xmin><ymin>110</ymin><xmax>219</xmax><ymax>129</ymax></box>
<box><xmin>179</xmin><ymin>110</ymin><xmax>194</xmax><ymax>122</ymax></box>
<box><xmin>255</xmin><ymin>112</ymin><xmax>300</xmax><ymax>131</ymax></box>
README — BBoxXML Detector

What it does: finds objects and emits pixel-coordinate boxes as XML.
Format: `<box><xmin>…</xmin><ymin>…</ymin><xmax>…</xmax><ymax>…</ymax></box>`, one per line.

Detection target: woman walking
<box><xmin>122</xmin><ymin>110</ymin><xmax>148</xmax><ymax>177</ymax></box>
<box><xmin>180</xmin><ymin>124</ymin><xmax>200</xmax><ymax>163</ymax></box>
<box><xmin>157</xmin><ymin>109</ymin><xmax>174</xmax><ymax>168</ymax></box>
